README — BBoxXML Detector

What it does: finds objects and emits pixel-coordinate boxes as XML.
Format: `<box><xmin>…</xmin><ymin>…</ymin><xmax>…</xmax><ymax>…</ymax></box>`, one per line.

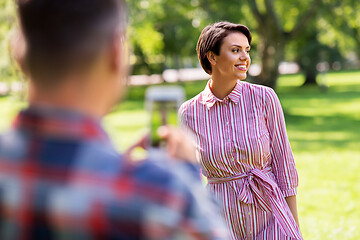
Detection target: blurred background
<box><xmin>0</xmin><ymin>0</ymin><xmax>359</xmax><ymax>239</ymax></box>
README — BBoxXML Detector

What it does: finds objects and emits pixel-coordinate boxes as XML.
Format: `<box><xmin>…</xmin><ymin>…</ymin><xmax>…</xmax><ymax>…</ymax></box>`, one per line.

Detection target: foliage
<box><xmin>319</xmin><ymin>0</ymin><xmax>360</xmax><ymax>63</ymax></box>
<box><xmin>1</xmin><ymin>0</ymin><xmax>359</xmax><ymax>89</ymax></box>
<box><xmin>127</xmin><ymin>0</ymin><xmax>204</xmax><ymax>74</ymax></box>
<box><xmin>126</xmin><ymin>0</ymin><xmax>358</xmax><ymax>88</ymax></box>
<box><xmin>0</xmin><ymin>0</ymin><xmax>17</xmax><ymax>84</ymax></box>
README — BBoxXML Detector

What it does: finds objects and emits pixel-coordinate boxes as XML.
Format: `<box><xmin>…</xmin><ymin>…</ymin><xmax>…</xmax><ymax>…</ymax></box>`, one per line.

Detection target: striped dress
<box><xmin>179</xmin><ymin>80</ymin><xmax>303</xmax><ymax>240</ymax></box>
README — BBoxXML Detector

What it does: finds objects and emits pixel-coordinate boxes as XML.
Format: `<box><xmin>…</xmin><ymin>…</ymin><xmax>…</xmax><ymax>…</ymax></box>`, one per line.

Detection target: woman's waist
<box><xmin>199</xmin><ymin>156</ymin><xmax>272</xmax><ymax>178</ymax></box>
<box><xmin>205</xmin><ymin>165</ymin><xmax>274</xmax><ymax>184</ymax></box>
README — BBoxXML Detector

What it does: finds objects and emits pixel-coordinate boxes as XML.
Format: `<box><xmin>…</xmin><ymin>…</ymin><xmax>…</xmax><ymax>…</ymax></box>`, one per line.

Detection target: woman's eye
<box><xmin>246</xmin><ymin>49</ymin><xmax>250</xmax><ymax>54</ymax></box>
<box><xmin>232</xmin><ymin>49</ymin><xmax>239</xmax><ymax>53</ymax></box>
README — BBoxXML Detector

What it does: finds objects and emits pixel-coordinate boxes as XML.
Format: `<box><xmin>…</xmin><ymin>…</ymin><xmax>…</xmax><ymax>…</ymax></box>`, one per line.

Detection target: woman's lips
<box><xmin>235</xmin><ymin>64</ymin><xmax>247</xmax><ymax>71</ymax></box>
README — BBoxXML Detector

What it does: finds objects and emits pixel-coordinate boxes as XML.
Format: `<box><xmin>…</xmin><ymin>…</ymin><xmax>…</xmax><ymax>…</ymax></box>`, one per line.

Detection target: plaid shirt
<box><xmin>0</xmin><ymin>106</ymin><xmax>229</xmax><ymax>240</ymax></box>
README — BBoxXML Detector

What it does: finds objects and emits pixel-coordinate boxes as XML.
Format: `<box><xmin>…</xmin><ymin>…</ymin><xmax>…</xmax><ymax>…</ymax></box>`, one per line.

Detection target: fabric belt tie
<box><xmin>207</xmin><ymin>167</ymin><xmax>302</xmax><ymax>239</ymax></box>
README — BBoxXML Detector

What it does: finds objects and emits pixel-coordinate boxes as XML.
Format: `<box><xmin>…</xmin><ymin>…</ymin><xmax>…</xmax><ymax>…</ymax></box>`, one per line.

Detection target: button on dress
<box><xmin>179</xmin><ymin>81</ymin><xmax>303</xmax><ymax>240</ymax></box>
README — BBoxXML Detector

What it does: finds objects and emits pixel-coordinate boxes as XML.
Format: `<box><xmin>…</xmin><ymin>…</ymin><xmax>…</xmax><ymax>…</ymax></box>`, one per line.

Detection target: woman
<box><xmin>179</xmin><ymin>21</ymin><xmax>303</xmax><ymax>240</ymax></box>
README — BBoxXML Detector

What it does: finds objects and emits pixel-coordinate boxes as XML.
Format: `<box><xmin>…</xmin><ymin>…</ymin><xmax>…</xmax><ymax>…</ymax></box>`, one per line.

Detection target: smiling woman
<box><xmin>179</xmin><ymin>21</ymin><xmax>303</xmax><ymax>240</ymax></box>
<box><xmin>207</xmin><ymin>32</ymin><xmax>251</xmax><ymax>98</ymax></box>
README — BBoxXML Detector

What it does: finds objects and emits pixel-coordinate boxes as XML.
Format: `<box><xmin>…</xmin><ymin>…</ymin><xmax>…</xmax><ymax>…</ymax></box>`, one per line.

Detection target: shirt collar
<box><xmin>13</xmin><ymin>105</ymin><xmax>109</xmax><ymax>141</ymax></box>
<box><xmin>201</xmin><ymin>80</ymin><xmax>243</xmax><ymax>109</ymax></box>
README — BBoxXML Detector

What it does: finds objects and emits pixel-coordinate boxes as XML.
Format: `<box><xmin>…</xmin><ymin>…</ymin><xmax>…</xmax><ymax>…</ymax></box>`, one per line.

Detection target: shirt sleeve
<box><xmin>171</xmin><ymin>162</ymin><xmax>230</xmax><ymax>239</ymax></box>
<box><xmin>141</xmin><ymin>159</ymin><xmax>230</xmax><ymax>239</ymax></box>
<box><xmin>264</xmin><ymin>88</ymin><xmax>299</xmax><ymax>197</ymax></box>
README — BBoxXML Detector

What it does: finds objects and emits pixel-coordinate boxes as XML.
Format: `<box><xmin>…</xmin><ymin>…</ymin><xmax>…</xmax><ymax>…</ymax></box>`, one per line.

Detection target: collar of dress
<box><xmin>201</xmin><ymin>79</ymin><xmax>244</xmax><ymax>109</ymax></box>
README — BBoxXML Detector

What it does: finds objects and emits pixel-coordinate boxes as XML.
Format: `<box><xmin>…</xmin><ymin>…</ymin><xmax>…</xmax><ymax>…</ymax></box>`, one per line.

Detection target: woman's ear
<box><xmin>206</xmin><ymin>51</ymin><xmax>216</xmax><ymax>65</ymax></box>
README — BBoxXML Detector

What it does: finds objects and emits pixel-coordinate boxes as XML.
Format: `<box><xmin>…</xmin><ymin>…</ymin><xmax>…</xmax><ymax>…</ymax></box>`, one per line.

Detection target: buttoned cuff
<box><xmin>282</xmin><ymin>187</ymin><xmax>297</xmax><ymax>197</ymax></box>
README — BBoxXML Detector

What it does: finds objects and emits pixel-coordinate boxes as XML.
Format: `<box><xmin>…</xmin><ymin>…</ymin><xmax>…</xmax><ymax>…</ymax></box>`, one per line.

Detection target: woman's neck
<box><xmin>209</xmin><ymin>74</ymin><xmax>238</xmax><ymax>100</ymax></box>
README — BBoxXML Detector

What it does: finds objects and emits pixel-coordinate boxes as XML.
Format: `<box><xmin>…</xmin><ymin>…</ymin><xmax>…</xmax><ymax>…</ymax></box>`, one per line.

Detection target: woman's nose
<box><xmin>239</xmin><ymin>50</ymin><xmax>249</xmax><ymax>60</ymax></box>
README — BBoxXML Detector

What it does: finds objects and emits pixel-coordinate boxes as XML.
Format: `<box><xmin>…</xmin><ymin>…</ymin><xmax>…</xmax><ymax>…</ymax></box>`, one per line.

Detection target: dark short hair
<box><xmin>197</xmin><ymin>21</ymin><xmax>252</xmax><ymax>75</ymax></box>
<box><xmin>16</xmin><ymin>0</ymin><xmax>127</xmax><ymax>87</ymax></box>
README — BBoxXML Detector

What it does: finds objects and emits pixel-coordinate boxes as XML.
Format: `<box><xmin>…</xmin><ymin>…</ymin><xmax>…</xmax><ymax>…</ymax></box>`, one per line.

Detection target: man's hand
<box><xmin>157</xmin><ymin>126</ymin><xmax>197</xmax><ymax>164</ymax></box>
<box><xmin>124</xmin><ymin>126</ymin><xmax>197</xmax><ymax>164</ymax></box>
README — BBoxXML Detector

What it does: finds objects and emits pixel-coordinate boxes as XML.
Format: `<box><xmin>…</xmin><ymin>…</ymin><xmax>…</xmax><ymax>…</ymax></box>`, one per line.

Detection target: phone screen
<box><xmin>150</xmin><ymin>100</ymin><xmax>178</xmax><ymax>147</ymax></box>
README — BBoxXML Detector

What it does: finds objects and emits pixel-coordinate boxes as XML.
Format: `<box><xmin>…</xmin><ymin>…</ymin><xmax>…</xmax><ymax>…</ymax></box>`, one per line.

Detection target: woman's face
<box><xmin>211</xmin><ymin>32</ymin><xmax>251</xmax><ymax>81</ymax></box>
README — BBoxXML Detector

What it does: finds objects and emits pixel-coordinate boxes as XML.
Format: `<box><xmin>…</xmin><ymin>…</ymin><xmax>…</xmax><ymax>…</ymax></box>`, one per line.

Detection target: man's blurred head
<box><xmin>16</xmin><ymin>0</ymin><xmax>127</xmax><ymax>89</ymax></box>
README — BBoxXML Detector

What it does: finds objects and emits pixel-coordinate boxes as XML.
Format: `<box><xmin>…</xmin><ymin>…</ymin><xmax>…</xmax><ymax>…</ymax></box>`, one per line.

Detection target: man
<box><xmin>0</xmin><ymin>0</ymin><xmax>228</xmax><ymax>239</ymax></box>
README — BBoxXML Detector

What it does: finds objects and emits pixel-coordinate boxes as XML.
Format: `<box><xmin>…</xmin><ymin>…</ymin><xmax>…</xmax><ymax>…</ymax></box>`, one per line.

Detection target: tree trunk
<box><xmin>250</xmin><ymin>27</ymin><xmax>285</xmax><ymax>89</ymax></box>
<box><xmin>351</xmin><ymin>27</ymin><xmax>360</xmax><ymax>63</ymax></box>
<box><xmin>302</xmin><ymin>69</ymin><xmax>318</xmax><ymax>85</ymax></box>
<box><xmin>245</xmin><ymin>0</ymin><xmax>321</xmax><ymax>90</ymax></box>
<box><xmin>355</xmin><ymin>41</ymin><xmax>360</xmax><ymax>65</ymax></box>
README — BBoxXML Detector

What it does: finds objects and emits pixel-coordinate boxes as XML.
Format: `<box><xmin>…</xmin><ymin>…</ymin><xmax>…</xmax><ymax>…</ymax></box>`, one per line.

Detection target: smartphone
<box><xmin>145</xmin><ymin>86</ymin><xmax>185</xmax><ymax>148</ymax></box>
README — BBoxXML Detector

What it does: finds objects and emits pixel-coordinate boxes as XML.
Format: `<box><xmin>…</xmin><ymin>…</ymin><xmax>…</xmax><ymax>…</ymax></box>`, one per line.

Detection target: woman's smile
<box><xmin>235</xmin><ymin>63</ymin><xmax>247</xmax><ymax>71</ymax></box>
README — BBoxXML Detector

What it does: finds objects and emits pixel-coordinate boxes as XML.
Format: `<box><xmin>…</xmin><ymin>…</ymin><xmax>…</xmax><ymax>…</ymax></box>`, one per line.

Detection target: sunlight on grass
<box><xmin>283</xmin><ymin>98</ymin><xmax>360</xmax><ymax>119</ymax></box>
<box><xmin>326</xmin><ymin>71</ymin><xmax>360</xmax><ymax>86</ymax></box>
<box><xmin>276</xmin><ymin>72</ymin><xmax>360</xmax><ymax>239</ymax></box>
<box><xmin>290</xmin><ymin>130</ymin><xmax>353</xmax><ymax>141</ymax></box>
<box><xmin>296</xmin><ymin>151</ymin><xmax>360</xmax><ymax>239</ymax></box>
<box><xmin>0</xmin><ymin>96</ymin><xmax>27</xmax><ymax>130</ymax></box>
<box><xmin>277</xmin><ymin>73</ymin><xmax>305</xmax><ymax>87</ymax></box>
<box><xmin>104</xmin><ymin>109</ymin><xmax>147</xmax><ymax>151</ymax></box>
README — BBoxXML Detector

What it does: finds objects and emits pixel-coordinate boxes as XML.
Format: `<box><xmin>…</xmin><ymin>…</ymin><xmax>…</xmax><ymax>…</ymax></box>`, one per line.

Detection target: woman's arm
<box><xmin>264</xmin><ymin>88</ymin><xmax>301</xmax><ymax>229</ymax></box>
<box><xmin>285</xmin><ymin>195</ymin><xmax>300</xmax><ymax>227</ymax></box>
<box><xmin>265</xmin><ymin>88</ymin><xmax>299</xmax><ymax>195</ymax></box>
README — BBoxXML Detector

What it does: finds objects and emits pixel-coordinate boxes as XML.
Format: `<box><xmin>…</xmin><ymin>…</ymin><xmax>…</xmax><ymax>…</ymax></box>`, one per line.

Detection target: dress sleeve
<box><xmin>178</xmin><ymin>103</ymin><xmax>188</xmax><ymax>129</ymax></box>
<box><xmin>178</xmin><ymin>102</ymin><xmax>198</xmax><ymax>146</ymax></box>
<box><xmin>264</xmin><ymin>88</ymin><xmax>298</xmax><ymax>197</ymax></box>
<box><xmin>178</xmin><ymin>102</ymin><xmax>203</xmax><ymax>177</ymax></box>
<box><xmin>178</xmin><ymin>103</ymin><xmax>192</xmax><ymax>134</ymax></box>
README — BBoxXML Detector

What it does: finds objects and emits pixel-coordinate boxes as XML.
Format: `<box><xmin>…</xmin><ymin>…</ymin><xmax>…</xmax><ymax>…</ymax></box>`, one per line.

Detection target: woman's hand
<box><xmin>285</xmin><ymin>195</ymin><xmax>300</xmax><ymax>228</ymax></box>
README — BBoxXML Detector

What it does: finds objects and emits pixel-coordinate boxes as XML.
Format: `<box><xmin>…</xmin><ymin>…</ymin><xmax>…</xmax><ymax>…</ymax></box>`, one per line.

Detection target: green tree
<box><xmin>127</xmin><ymin>0</ymin><xmax>165</xmax><ymax>75</ymax></box>
<box><xmin>296</xmin><ymin>31</ymin><xmax>344</xmax><ymax>86</ymax></box>
<box><xmin>127</xmin><ymin>0</ymin><xmax>204</xmax><ymax>75</ymax></box>
<box><xmin>319</xmin><ymin>0</ymin><xmax>360</xmax><ymax>64</ymax></box>
<box><xmin>290</xmin><ymin>0</ymin><xmax>357</xmax><ymax>87</ymax></box>
<box><xmin>245</xmin><ymin>0</ymin><xmax>322</xmax><ymax>89</ymax></box>
<box><xmin>0</xmin><ymin>0</ymin><xmax>18</xmax><ymax>87</ymax></box>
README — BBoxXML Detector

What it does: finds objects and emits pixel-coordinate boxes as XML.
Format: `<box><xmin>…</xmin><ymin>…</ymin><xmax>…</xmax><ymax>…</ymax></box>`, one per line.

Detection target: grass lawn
<box><xmin>276</xmin><ymin>72</ymin><xmax>360</xmax><ymax>239</ymax></box>
<box><xmin>0</xmin><ymin>70</ymin><xmax>359</xmax><ymax>239</ymax></box>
